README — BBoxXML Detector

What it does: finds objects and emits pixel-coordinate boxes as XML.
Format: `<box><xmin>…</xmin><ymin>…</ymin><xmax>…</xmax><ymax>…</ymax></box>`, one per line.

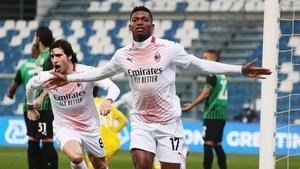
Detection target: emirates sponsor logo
<box><xmin>127</xmin><ymin>68</ymin><xmax>162</xmax><ymax>77</ymax></box>
<box><xmin>53</xmin><ymin>91</ymin><xmax>85</xmax><ymax>101</ymax></box>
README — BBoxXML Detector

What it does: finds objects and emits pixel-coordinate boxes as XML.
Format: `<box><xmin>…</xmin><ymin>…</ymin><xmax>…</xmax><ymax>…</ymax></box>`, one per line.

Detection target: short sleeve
<box><xmin>205</xmin><ymin>75</ymin><xmax>216</xmax><ymax>89</ymax></box>
<box><xmin>14</xmin><ymin>69</ymin><xmax>23</xmax><ymax>85</ymax></box>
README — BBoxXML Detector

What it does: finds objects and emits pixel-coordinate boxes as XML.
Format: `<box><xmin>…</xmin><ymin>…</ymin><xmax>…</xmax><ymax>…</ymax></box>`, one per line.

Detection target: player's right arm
<box><xmin>44</xmin><ymin>52</ymin><xmax>123</xmax><ymax>89</ymax></box>
<box><xmin>68</xmin><ymin>61</ymin><xmax>122</xmax><ymax>82</ymax></box>
<box><xmin>7</xmin><ymin>70</ymin><xmax>22</xmax><ymax>99</ymax></box>
<box><xmin>26</xmin><ymin>72</ymin><xmax>51</xmax><ymax>121</ymax></box>
<box><xmin>182</xmin><ymin>75</ymin><xmax>215</xmax><ymax>112</ymax></box>
<box><xmin>172</xmin><ymin>43</ymin><xmax>271</xmax><ymax>78</ymax></box>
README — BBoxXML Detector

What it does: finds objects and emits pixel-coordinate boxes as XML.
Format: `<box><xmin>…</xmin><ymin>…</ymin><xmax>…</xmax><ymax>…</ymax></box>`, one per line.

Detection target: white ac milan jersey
<box><xmin>116</xmin><ymin>37</ymin><xmax>191</xmax><ymax>123</ymax></box>
<box><xmin>26</xmin><ymin>64</ymin><xmax>120</xmax><ymax>132</ymax></box>
<box><xmin>68</xmin><ymin>36</ymin><xmax>241</xmax><ymax>124</ymax></box>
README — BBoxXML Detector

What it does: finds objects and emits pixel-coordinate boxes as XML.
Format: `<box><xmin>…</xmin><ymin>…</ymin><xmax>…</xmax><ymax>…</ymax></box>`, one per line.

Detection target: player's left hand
<box><xmin>242</xmin><ymin>59</ymin><xmax>272</xmax><ymax>79</ymax></box>
<box><xmin>100</xmin><ymin>99</ymin><xmax>113</xmax><ymax>116</ymax></box>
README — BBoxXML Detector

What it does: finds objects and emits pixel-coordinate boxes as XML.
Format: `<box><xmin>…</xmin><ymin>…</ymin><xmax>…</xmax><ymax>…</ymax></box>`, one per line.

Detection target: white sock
<box><xmin>71</xmin><ymin>160</ymin><xmax>88</xmax><ymax>169</ymax></box>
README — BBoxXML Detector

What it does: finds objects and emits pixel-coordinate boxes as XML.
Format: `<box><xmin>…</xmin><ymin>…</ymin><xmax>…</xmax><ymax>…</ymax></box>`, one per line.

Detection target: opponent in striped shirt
<box><xmin>26</xmin><ymin>39</ymin><xmax>120</xmax><ymax>169</ymax></box>
<box><xmin>44</xmin><ymin>6</ymin><xmax>271</xmax><ymax>169</ymax></box>
<box><xmin>182</xmin><ymin>50</ymin><xmax>228</xmax><ymax>169</ymax></box>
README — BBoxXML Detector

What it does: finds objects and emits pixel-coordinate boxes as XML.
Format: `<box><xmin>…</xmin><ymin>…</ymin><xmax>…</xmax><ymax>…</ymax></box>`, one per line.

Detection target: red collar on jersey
<box><xmin>151</xmin><ymin>36</ymin><xmax>156</xmax><ymax>43</ymax></box>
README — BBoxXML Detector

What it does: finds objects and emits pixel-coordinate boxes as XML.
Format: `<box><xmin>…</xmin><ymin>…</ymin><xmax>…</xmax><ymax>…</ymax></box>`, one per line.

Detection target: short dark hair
<box><xmin>130</xmin><ymin>6</ymin><xmax>153</xmax><ymax>22</ymax></box>
<box><xmin>36</xmin><ymin>26</ymin><xmax>54</xmax><ymax>47</ymax></box>
<box><xmin>205</xmin><ymin>49</ymin><xmax>221</xmax><ymax>62</ymax></box>
<box><xmin>50</xmin><ymin>39</ymin><xmax>78</xmax><ymax>64</ymax></box>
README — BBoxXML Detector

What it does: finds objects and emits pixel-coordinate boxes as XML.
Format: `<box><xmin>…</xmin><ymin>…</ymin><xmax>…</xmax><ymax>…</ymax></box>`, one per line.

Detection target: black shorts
<box><xmin>24</xmin><ymin>110</ymin><xmax>54</xmax><ymax>139</ymax></box>
<box><xmin>202</xmin><ymin>119</ymin><xmax>226</xmax><ymax>143</ymax></box>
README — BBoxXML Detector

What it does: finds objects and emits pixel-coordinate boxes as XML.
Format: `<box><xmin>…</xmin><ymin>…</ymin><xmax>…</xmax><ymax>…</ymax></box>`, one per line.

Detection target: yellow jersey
<box><xmin>85</xmin><ymin>97</ymin><xmax>128</xmax><ymax>166</ymax></box>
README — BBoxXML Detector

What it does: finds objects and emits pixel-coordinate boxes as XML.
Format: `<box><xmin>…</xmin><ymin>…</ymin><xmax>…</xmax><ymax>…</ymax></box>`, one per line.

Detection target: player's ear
<box><xmin>129</xmin><ymin>23</ymin><xmax>133</xmax><ymax>32</ymax></box>
<box><xmin>67</xmin><ymin>55</ymin><xmax>72</xmax><ymax>61</ymax></box>
<box><xmin>151</xmin><ymin>23</ymin><xmax>155</xmax><ymax>32</ymax></box>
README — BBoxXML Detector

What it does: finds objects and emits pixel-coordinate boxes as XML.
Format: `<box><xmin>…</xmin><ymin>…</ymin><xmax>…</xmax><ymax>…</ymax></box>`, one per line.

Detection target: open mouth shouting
<box><xmin>54</xmin><ymin>64</ymin><xmax>61</xmax><ymax>72</ymax></box>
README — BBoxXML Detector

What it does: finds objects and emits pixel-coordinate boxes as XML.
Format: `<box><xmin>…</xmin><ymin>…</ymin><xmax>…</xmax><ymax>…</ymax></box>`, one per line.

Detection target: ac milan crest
<box><xmin>154</xmin><ymin>52</ymin><xmax>161</xmax><ymax>62</ymax></box>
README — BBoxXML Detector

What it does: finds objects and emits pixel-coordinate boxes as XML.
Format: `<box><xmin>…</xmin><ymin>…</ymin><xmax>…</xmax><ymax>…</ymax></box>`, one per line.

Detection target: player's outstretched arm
<box><xmin>187</xmin><ymin>56</ymin><xmax>271</xmax><ymax>78</ymax></box>
<box><xmin>241</xmin><ymin>59</ymin><xmax>272</xmax><ymax>79</ymax></box>
<box><xmin>44</xmin><ymin>63</ymin><xmax>121</xmax><ymax>89</ymax></box>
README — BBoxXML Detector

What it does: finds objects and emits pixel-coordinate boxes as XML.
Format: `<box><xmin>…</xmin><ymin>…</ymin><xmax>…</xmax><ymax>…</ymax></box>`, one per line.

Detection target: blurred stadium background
<box><xmin>0</xmin><ymin>0</ymin><xmax>299</xmax><ymax>169</ymax></box>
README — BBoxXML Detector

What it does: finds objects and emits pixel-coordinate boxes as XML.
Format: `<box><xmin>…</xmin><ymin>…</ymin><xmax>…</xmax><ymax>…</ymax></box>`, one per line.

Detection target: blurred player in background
<box><xmin>44</xmin><ymin>6</ymin><xmax>271</xmax><ymax>169</ymax></box>
<box><xmin>182</xmin><ymin>50</ymin><xmax>228</xmax><ymax>169</ymax></box>
<box><xmin>6</xmin><ymin>26</ymin><xmax>58</xmax><ymax>169</ymax></box>
<box><xmin>6</xmin><ymin>43</ymin><xmax>56</xmax><ymax>169</ymax></box>
<box><xmin>84</xmin><ymin>86</ymin><xmax>128</xmax><ymax>169</ymax></box>
<box><xmin>26</xmin><ymin>39</ymin><xmax>120</xmax><ymax>169</ymax></box>
<box><xmin>32</xmin><ymin>26</ymin><xmax>58</xmax><ymax>169</ymax></box>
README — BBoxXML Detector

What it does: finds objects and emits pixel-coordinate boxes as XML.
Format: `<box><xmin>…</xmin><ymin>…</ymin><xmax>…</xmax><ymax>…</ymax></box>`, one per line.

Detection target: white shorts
<box><xmin>130</xmin><ymin>118</ymin><xmax>185</xmax><ymax>163</ymax></box>
<box><xmin>54</xmin><ymin>128</ymin><xmax>105</xmax><ymax>158</ymax></box>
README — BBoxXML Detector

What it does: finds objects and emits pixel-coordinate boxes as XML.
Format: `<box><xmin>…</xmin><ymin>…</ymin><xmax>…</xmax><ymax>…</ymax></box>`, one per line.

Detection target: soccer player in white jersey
<box><xmin>26</xmin><ymin>39</ymin><xmax>120</xmax><ymax>169</ymax></box>
<box><xmin>44</xmin><ymin>6</ymin><xmax>271</xmax><ymax>169</ymax></box>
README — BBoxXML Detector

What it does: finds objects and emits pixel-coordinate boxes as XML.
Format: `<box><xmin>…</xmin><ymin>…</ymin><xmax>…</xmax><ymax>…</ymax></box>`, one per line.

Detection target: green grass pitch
<box><xmin>0</xmin><ymin>147</ymin><xmax>299</xmax><ymax>169</ymax></box>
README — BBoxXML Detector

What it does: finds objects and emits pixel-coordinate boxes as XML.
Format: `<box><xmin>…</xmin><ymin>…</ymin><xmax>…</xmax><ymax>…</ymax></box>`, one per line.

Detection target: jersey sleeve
<box><xmin>171</xmin><ymin>43</ymin><xmax>194</xmax><ymax>68</ymax></box>
<box><xmin>171</xmin><ymin>43</ymin><xmax>242</xmax><ymax>74</ymax></box>
<box><xmin>205</xmin><ymin>75</ymin><xmax>217</xmax><ymax>89</ymax></box>
<box><xmin>188</xmin><ymin>56</ymin><xmax>242</xmax><ymax>74</ymax></box>
<box><xmin>14</xmin><ymin>69</ymin><xmax>23</xmax><ymax>85</ymax></box>
<box><xmin>26</xmin><ymin>72</ymin><xmax>52</xmax><ymax>105</ymax></box>
<box><xmin>67</xmin><ymin>51</ymin><xmax>123</xmax><ymax>82</ymax></box>
<box><xmin>94</xmin><ymin>78</ymin><xmax>120</xmax><ymax>102</ymax></box>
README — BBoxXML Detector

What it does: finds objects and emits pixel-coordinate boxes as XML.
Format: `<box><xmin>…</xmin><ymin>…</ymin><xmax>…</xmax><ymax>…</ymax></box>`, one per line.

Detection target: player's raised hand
<box><xmin>100</xmin><ymin>99</ymin><xmax>113</xmax><ymax>116</ymax></box>
<box><xmin>242</xmin><ymin>59</ymin><xmax>272</xmax><ymax>79</ymax></box>
<box><xmin>44</xmin><ymin>72</ymin><xmax>68</xmax><ymax>89</ymax></box>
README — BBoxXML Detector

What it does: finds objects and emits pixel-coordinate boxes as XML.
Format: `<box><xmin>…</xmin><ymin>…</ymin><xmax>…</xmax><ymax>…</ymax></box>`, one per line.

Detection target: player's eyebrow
<box><xmin>131</xmin><ymin>16</ymin><xmax>150</xmax><ymax>21</ymax></box>
<box><xmin>50</xmin><ymin>53</ymin><xmax>63</xmax><ymax>57</ymax></box>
